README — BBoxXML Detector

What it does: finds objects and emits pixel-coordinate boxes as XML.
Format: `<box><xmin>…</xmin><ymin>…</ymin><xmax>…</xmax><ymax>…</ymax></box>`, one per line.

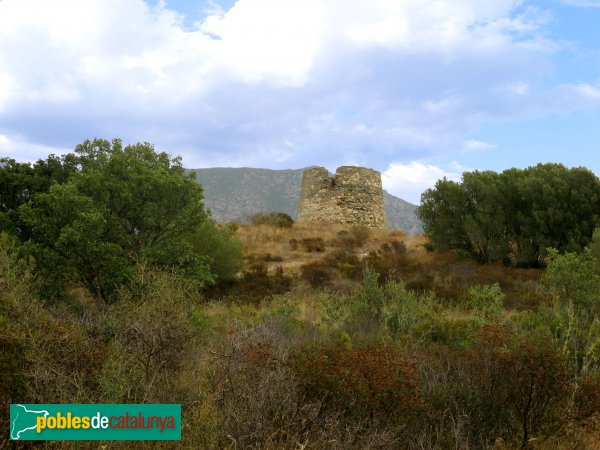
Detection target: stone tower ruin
<box><xmin>297</xmin><ymin>166</ymin><xmax>387</xmax><ymax>228</ymax></box>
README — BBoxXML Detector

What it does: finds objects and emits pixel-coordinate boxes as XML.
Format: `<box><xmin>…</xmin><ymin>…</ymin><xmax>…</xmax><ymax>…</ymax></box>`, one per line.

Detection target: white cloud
<box><xmin>464</xmin><ymin>140</ymin><xmax>498</xmax><ymax>152</ymax></box>
<box><xmin>200</xmin><ymin>0</ymin><xmax>326</xmax><ymax>86</ymax></box>
<box><xmin>382</xmin><ymin>161</ymin><xmax>461</xmax><ymax>204</ymax></box>
<box><xmin>0</xmin><ymin>0</ymin><xmax>597</xmax><ymax>170</ymax></box>
<box><xmin>0</xmin><ymin>134</ymin><xmax>69</xmax><ymax>162</ymax></box>
<box><xmin>573</xmin><ymin>83</ymin><xmax>600</xmax><ymax>100</ymax></box>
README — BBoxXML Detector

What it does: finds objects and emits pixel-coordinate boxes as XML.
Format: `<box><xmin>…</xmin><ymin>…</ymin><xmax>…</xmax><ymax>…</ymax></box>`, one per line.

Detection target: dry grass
<box><xmin>236</xmin><ymin>222</ymin><xmax>414</xmax><ymax>275</ymax></box>
<box><xmin>231</xmin><ymin>222</ymin><xmax>545</xmax><ymax>310</ymax></box>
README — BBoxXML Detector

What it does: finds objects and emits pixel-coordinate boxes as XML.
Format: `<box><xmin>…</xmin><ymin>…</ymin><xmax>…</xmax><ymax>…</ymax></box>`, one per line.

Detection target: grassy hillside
<box><xmin>190</xmin><ymin>167</ymin><xmax>423</xmax><ymax>234</ymax></box>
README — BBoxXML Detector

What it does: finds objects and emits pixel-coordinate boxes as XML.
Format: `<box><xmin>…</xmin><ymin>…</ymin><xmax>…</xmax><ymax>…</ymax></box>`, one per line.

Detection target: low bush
<box><xmin>290</xmin><ymin>339</ymin><xmax>421</xmax><ymax>426</ymax></box>
<box><xmin>411</xmin><ymin>312</ymin><xmax>481</xmax><ymax>347</ymax></box>
<box><xmin>325</xmin><ymin>249</ymin><xmax>362</xmax><ymax>280</ymax></box>
<box><xmin>350</xmin><ymin>225</ymin><xmax>370</xmax><ymax>246</ymax></box>
<box><xmin>248</xmin><ymin>211</ymin><xmax>294</xmax><ymax>228</ymax></box>
<box><xmin>336</xmin><ymin>226</ymin><xmax>371</xmax><ymax>248</ymax></box>
<box><xmin>237</xmin><ymin>263</ymin><xmax>293</xmax><ymax>300</ymax></box>
<box><xmin>467</xmin><ymin>282</ymin><xmax>504</xmax><ymax>318</ymax></box>
<box><xmin>201</xmin><ymin>324</ymin><xmax>299</xmax><ymax>449</ymax></box>
<box><xmin>300</xmin><ymin>260</ymin><xmax>335</xmax><ymax>288</ymax></box>
<box><xmin>289</xmin><ymin>237</ymin><xmax>325</xmax><ymax>252</ymax></box>
<box><xmin>363</xmin><ymin>240</ymin><xmax>409</xmax><ymax>281</ymax></box>
<box><xmin>190</xmin><ymin>220</ymin><xmax>245</xmax><ymax>282</ymax></box>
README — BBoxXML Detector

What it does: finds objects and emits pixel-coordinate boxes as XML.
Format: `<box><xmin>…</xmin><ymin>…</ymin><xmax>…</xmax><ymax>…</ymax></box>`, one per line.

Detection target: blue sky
<box><xmin>1</xmin><ymin>0</ymin><xmax>599</xmax><ymax>203</ymax></box>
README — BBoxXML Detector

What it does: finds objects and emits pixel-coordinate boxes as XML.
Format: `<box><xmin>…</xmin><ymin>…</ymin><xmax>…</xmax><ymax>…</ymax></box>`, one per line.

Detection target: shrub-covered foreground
<box><xmin>4</xmin><ymin>232</ymin><xmax>600</xmax><ymax>449</ymax></box>
<box><xmin>4</xmin><ymin>146</ymin><xmax>600</xmax><ymax>449</ymax></box>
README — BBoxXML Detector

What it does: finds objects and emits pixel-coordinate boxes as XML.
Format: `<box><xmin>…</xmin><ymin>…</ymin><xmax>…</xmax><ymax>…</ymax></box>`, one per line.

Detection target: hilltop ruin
<box><xmin>297</xmin><ymin>166</ymin><xmax>387</xmax><ymax>228</ymax></box>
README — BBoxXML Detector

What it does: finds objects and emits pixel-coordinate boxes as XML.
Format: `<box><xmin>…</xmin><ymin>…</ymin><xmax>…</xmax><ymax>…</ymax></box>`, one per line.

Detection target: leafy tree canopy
<box><xmin>8</xmin><ymin>138</ymin><xmax>233</xmax><ymax>300</ymax></box>
<box><xmin>417</xmin><ymin>163</ymin><xmax>600</xmax><ymax>267</ymax></box>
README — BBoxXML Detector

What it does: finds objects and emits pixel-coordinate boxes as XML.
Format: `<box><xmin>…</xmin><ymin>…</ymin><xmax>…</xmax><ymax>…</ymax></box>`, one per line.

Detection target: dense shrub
<box><xmin>204</xmin><ymin>325</ymin><xmax>298</xmax><ymax>448</ymax></box>
<box><xmin>190</xmin><ymin>220</ymin><xmax>244</xmax><ymax>282</ymax></box>
<box><xmin>101</xmin><ymin>269</ymin><xmax>205</xmax><ymax>403</ymax></box>
<box><xmin>543</xmin><ymin>248</ymin><xmax>600</xmax><ymax>309</ymax></box>
<box><xmin>457</xmin><ymin>326</ymin><xmax>572</xmax><ymax>447</ymax></box>
<box><xmin>248</xmin><ymin>211</ymin><xmax>294</xmax><ymax>228</ymax></box>
<box><xmin>542</xmin><ymin>249</ymin><xmax>600</xmax><ymax>374</ymax></box>
<box><xmin>238</xmin><ymin>263</ymin><xmax>292</xmax><ymax>299</ymax></box>
<box><xmin>411</xmin><ymin>312</ymin><xmax>481</xmax><ymax>347</ymax></box>
<box><xmin>300</xmin><ymin>260</ymin><xmax>335</xmax><ymax>288</ymax></box>
<box><xmin>467</xmin><ymin>282</ymin><xmax>504</xmax><ymax>318</ymax></box>
<box><xmin>325</xmin><ymin>249</ymin><xmax>362</xmax><ymax>280</ymax></box>
<box><xmin>350</xmin><ymin>225</ymin><xmax>370</xmax><ymax>246</ymax></box>
<box><xmin>290</xmin><ymin>340</ymin><xmax>421</xmax><ymax>425</ymax></box>
<box><xmin>247</xmin><ymin>252</ymin><xmax>283</xmax><ymax>263</ymax></box>
<box><xmin>574</xmin><ymin>372</ymin><xmax>600</xmax><ymax>421</ymax></box>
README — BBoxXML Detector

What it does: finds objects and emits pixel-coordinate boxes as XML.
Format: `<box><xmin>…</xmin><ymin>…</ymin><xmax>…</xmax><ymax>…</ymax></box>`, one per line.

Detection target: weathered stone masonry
<box><xmin>297</xmin><ymin>166</ymin><xmax>387</xmax><ymax>228</ymax></box>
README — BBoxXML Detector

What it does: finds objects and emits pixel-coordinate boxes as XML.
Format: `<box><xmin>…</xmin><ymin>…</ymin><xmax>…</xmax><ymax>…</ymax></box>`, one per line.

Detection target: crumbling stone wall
<box><xmin>297</xmin><ymin>166</ymin><xmax>387</xmax><ymax>228</ymax></box>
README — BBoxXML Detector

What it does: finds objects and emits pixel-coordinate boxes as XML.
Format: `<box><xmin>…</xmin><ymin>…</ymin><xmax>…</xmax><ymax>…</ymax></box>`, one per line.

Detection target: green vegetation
<box><xmin>5</xmin><ymin>152</ymin><xmax>600</xmax><ymax>448</ymax></box>
<box><xmin>0</xmin><ymin>138</ymin><xmax>244</xmax><ymax>301</ymax></box>
<box><xmin>248</xmin><ymin>211</ymin><xmax>294</xmax><ymax>228</ymax></box>
<box><xmin>418</xmin><ymin>163</ymin><xmax>600</xmax><ymax>266</ymax></box>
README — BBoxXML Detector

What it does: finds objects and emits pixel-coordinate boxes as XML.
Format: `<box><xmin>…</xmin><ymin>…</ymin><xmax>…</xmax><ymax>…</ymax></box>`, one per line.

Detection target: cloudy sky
<box><xmin>1</xmin><ymin>0</ymin><xmax>599</xmax><ymax>203</ymax></box>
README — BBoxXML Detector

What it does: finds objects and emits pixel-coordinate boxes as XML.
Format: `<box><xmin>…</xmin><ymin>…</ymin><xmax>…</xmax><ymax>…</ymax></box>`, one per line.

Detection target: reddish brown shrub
<box><xmin>464</xmin><ymin>325</ymin><xmax>572</xmax><ymax>448</ymax></box>
<box><xmin>208</xmin><ymin>325</ymin><xmax>298</xmax><ymax>448</ymax></box>
<box><xmin>290</xmin><ymin>340</ymin><xmax>421</xmax><ymax>424</ymax></box>
<box><xmin>574</xmin><ymin>372</ymin><xmax>600</xmax><ymax>421</ymax></box>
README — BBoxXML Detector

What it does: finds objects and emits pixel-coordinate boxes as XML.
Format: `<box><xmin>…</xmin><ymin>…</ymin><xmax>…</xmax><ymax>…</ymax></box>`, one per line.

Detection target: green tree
<box><xmin>513</xmin><ymin>164</ymin><xmax>599</xmax><ymax>265</ymax></box>
<box><xmin>20</xmin><ymin>184</ymin><xmax>133</xmax><ymax>300</ymax></box>
<box><xmin>0</xmin><ymin>154</ymin><xmax>78</xmax><ymax>237</ymax></box>
<box><xmin>20</xmin><ymin>138</ymin><xmax>218</xmax><ymax>300</ymax></box>
<box><xmin>418</xmin><ymin>178</ymin><xmax>469</xmax><ymax>252</ymax></box>
<box><xmin>418</xmin><ymin>163</ymin><xmax>600</xmax><ymax>267</ymax></box>
<box><xmin>73</xmin><ymin>139</ymin><xmax>209</xmax><ymax>262</ymax></box>
<box><xmin>462</xmin><ymin>171</ymin><xmax>510</xmax><ymax>263</ymax></box>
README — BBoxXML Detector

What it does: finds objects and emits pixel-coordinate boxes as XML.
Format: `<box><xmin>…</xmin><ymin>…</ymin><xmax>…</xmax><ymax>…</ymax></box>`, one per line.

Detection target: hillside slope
<box><xmin>191</xmin><ymin>167</ymin><xmax>423</xmax><ymax>234</ymax></box>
